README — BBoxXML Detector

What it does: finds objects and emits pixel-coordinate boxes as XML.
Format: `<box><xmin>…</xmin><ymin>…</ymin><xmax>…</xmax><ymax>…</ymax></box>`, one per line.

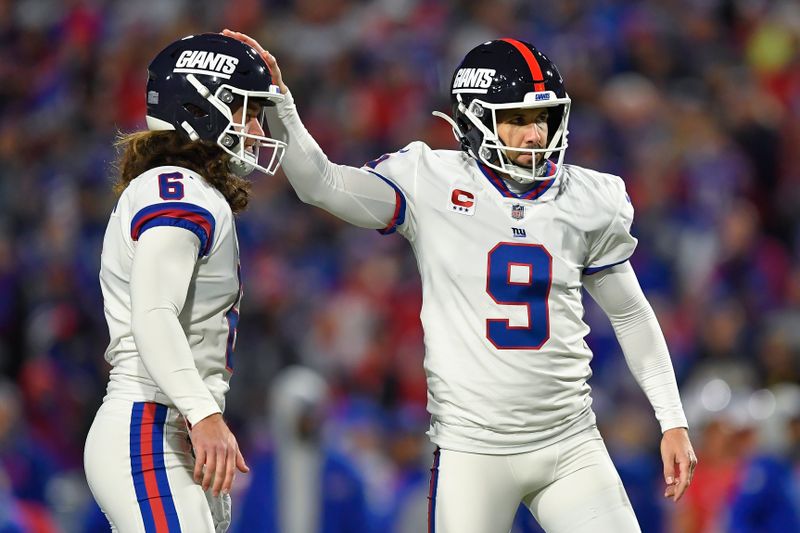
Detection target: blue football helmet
<box><xmin>434</xmin><ymin>39</ymin><xmax>571</xmax><ymax>184</ymax></box>
<box><xmin>145</xmin><ymin>33</ymin><xmax>286</xmax><ymax>176</ymax></box>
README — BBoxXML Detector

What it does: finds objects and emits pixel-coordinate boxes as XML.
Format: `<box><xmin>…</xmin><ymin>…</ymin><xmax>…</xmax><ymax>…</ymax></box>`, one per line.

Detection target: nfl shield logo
<box><xmin>511</xmin><ymin>204</ymin><xmax>525</xmax><ymax>220</ymax></box>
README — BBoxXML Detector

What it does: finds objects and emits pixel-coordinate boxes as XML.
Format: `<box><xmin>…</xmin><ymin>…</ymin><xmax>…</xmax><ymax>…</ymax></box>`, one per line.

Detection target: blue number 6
<box><xmin>486</xmin><ymin>242</ymin><xmax>552</xmax><ymax>350</ymax></box>
<box><xmin>158</xmin><ymin>172</ymin><xmax>184</xmax><ymax>200</ymax></box>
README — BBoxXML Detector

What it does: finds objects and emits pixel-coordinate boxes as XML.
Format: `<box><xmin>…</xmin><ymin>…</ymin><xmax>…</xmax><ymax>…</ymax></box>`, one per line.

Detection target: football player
<box><xmin>226</xmin><ymin>30</ymin><xmax>697</xmax><ymax>533</ymax></box>
<box><xmin>83</xmin><ymin>33</ymin><xmax>286</xmax><ymax>532</ymax></box>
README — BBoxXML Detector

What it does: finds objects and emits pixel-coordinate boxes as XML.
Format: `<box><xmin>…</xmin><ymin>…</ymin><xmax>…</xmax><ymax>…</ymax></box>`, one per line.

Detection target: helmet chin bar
<box><xmin>485</xmin><ymin>146</ymin><xmax>550</xmax><ymax>180</ymax></box>
<box><xmin>217</xmin><ymin>101</ymin><xmax>287</xmax><ymax>177</ymax></box>
<box><xmin>479</xmin><ymin>122</ymin><xmax>569</xmax><ymax>185</ymax></box>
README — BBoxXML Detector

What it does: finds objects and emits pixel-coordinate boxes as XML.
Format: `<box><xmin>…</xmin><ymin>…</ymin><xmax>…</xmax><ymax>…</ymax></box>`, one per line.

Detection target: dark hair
<box><xmin>113</xmin><ymin>131</ymin><xmax>250</xmax><ymax>214</ymax></box>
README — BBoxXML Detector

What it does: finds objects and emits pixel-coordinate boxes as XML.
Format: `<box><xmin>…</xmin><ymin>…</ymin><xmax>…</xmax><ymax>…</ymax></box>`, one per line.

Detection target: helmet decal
<box><xmin>452</xmin><ymin>68</ymin><xmax>497</xmax><ymax>94</ymax></box>
<box><xmin>173</xmin><ymin>50</ymin><xmax>239</xmax><ymax>78</ymax></box>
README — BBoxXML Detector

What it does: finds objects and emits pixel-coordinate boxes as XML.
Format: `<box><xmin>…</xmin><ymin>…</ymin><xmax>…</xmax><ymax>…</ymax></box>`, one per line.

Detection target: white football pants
<box><xmin>429</xmin><ymin>426</ymin><xmax>641</xmax><ymax>533</ymax></box>
<box><xmin>84</xmin><ymin>399</ymin><xmax>217</xmax><ymax>532</ymax></box>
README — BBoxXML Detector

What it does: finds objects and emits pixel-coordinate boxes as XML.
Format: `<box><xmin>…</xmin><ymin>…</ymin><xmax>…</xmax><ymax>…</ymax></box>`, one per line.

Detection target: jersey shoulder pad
<box><xmin>563</xmin><ymin>164</ymin><xmax>628</xmax><ymax>218</ymax></box>
<box><xmin>127</xmin><ymin>166</ymin><xmax>224</xmax><ymax>207</ymax></box>
<box><xmin>566</xmin><ymin>165</ymin><xmax>637</xmax><ymax>272</ymax></box>
<box><xmin>125</xmin><ymin>166</ymin><xmax>225</xmax><ymax>257</ymax></box>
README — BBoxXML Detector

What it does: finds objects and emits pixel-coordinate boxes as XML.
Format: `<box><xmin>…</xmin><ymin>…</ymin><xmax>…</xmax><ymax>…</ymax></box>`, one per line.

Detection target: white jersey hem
<box><xmin>427</xmin><ymin>408</ymin><xmax>596</xmax><ymax>455</ymax></box>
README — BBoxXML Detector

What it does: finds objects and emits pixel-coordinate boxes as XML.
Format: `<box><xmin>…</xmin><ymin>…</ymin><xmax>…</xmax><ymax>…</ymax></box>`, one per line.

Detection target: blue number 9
<box><xmin>486</xmin><ymin>242</ymin><xmax>552</xmax><ymax>350</ymax></box>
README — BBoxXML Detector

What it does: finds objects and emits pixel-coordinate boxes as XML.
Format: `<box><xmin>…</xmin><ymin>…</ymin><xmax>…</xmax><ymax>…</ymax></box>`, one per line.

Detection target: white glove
<box><xmin>205</xmin><ymin>489</ymin><xmax>232</xmax><ymax>533</ymax></box>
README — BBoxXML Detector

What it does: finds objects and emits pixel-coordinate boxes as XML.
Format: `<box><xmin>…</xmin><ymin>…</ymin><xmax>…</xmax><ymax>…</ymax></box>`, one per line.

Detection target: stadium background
<box><xmin>0</xmin><ymin>0</ymin><xmax>798</xmax><ymax>531</ymax></box>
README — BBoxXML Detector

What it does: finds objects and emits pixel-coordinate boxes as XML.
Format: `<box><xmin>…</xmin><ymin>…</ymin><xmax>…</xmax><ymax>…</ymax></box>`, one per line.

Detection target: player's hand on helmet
<box><xmin>222</xmin><ymin>29</ymin><xmax>288</xmax><ymax>95</ymax></box>
<box><xmin>190</xmin><ymin>413</ymin><xmax>249</xmax><ymax>497</ymax></box>
<box><xmin>660</xmin><ymin>427</ymin><xmax>697</xmax><ymax>502</ymax></box>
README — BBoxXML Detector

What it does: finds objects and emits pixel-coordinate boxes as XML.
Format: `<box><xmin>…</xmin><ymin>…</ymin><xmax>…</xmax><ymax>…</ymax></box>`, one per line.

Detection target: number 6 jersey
<box><xmin>366</xmin><ymin>142</ymin><xmax>637</xmax><ymax>454</ymax></box>
<box><xmin>99</xmin><ymin>166</ymin><xmax>241</xmax><ymax>423</ymax></box>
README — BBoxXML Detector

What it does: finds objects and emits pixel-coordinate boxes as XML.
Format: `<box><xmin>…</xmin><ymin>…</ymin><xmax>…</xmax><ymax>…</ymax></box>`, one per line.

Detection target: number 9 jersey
<box><xmin>99</xmin><ymin>165</ymin><xmax>241</xmax><ymax>420</ymax></box>
<box><xmin>365</xmin><ymin>142</ymin><xmax>637</xmax><ymax>454</ymax></box>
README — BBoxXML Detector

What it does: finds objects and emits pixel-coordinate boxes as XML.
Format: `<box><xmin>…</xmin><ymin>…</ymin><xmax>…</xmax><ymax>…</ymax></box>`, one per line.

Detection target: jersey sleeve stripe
<box><xmin>367</xmin><ymin>170</ymin><xmax>407</xmax><ymax>235</ymax></box>
<box><xmin>583</xmin><ymin>257</ymin><xmax>630</xmax><ymax>275</ymax></box>
<box><xmin>131</xmin><ymin>202</ymin><xmax>216</xmax><ymax>256</ymax></box>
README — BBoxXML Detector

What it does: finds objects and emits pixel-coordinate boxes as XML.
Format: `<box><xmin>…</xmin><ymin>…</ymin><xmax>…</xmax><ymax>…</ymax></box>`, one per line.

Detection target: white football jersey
<box><xmin>99</xmin><ymin>165</ymin><xmax>241</xmax><ymax>414</ymax></box>
<box><xmin>365</xmin><ymin>143</ymin><xmax>637</xmax><ymax>454</ymax></box>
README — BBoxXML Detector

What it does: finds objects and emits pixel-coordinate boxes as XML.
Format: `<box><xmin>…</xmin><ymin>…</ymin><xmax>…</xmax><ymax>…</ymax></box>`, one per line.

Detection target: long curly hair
<box><xmin>113</xmin><ymin>131</ymin><xmax>250</xmax><ymax>214</ymax></box>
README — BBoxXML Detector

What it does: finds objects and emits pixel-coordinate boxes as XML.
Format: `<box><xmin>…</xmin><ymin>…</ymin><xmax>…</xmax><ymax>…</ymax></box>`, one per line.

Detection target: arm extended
<box><xmin>224</xmin><ymin>29</ymin><xmax>400</xmax><ymax>230</ymax></box>
<box><xmin>265</xmin><ymin>92</ymin><xmax>400</xmax><ymax>229</ymax></box>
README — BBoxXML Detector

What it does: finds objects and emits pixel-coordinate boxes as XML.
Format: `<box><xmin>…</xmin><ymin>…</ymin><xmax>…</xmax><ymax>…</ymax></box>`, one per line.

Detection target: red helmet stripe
<box><xmin>501</xmin><ymin>38</ymin><xmax>546</xmax><ymax>92</ymax></box>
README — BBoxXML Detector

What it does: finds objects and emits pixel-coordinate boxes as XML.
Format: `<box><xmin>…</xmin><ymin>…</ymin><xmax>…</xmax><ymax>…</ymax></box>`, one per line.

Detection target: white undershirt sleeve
<box><xmin>265</xmin><ymin>91</ymin><xmax>398</xmax><ymax>229</ymax></box>
<box><xmin>130</xmin><ymin>225</ymin><xmax>221</xmax><ymax>425</ymax></box>
<box><xmin>582</xmin><ymin>262</ymin><xmax>688</xmax><ymax>432</ymax></box>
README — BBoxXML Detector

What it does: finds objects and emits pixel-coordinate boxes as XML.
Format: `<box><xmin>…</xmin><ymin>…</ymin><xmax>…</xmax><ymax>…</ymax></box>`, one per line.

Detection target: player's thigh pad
<box><xmin>523</xmin><ymin>427</ymin><xmax>640</xmax><ymax>533</ymax></box>
<box><xmin>84</xmin><ymin>399</ymin><xmax>214</xmax><ymax>533</ymax></box>
<box><xmin>431</xmin><ymin>448</ymin><xmax>532</xmax><ymax>533</ymax></box>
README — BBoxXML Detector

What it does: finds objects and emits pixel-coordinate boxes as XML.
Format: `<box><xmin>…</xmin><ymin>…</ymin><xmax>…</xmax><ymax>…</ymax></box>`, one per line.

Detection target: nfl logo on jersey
<box><xmin>511</xmin><ymin>204</ymin><xmax>525</xmax><ymax>220</ymax></box>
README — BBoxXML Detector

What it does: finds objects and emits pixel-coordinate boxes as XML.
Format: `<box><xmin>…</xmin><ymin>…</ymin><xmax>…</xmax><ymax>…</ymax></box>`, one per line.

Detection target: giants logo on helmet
<box><xmin>174</xmin><ymin>50</ymin><xmax>239</xmax><ymax>79</ymax></box>
<box><xmin>452</xmin><ymin>68</ymin><xmax>496</xmax><ymax>94</ymax></box>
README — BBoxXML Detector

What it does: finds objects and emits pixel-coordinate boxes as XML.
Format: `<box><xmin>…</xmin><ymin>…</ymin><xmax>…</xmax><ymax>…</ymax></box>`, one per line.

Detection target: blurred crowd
<box><xmin>0</xmin><ymin>0</ymin><xmax>799</xmax><ymax>531</ymax></box>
